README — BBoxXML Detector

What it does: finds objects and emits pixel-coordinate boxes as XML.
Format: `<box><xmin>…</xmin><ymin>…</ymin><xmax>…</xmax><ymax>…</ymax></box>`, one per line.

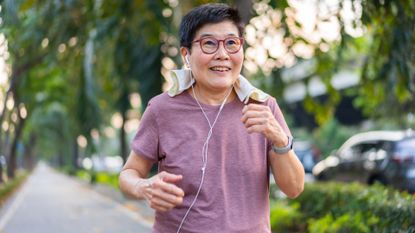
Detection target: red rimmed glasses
<box><xmin>192</xmin><ymin>37</ymin><xmax>244</xmax><ymax>54</ymax></box>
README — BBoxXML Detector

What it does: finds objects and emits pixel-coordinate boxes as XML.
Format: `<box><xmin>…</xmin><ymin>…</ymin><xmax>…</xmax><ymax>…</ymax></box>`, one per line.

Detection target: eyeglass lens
<box><xmin>200</xmin><ymin>37</ymin><xmax>242</xmax><ymax>54</ymax></box>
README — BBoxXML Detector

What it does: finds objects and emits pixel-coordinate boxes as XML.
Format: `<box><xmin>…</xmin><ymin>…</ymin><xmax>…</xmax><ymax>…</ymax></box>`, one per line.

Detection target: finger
<box><xmin>244</xmin><ymin>117</ymin><xmax>267</xmax><ymax>128</ymax></box>
<box><xmin>153</xmin><ymin>179</ymin><xmax>185</xmax><ymax>197</ymax></box>
<box><xmin>161</xmin><ymin>172</ymin><xmax>183</xmax><ymax>184</ymax></box>
<box><xmin>243</xmin><ymin>103</ymin><xmax>268</xmax><ymax>113</ymax></box>
<box><xmin>142</xmin><ymin>187</ymin><xmax>153</xmax><ymax>200</ymax></box>
<box><xmin>151</xmin><ymin>188</ymin><xmax>183</xmax><ymax>206</ymax></box>
<box><xmin>241</xmin><ymin>111</ymin><xmax>266</xmax><ymax>123</ymax></box>
<box><xmin>150</xmin><ymin>195</ymin><xmax>176</xmax><ymax>209</ymax></box>
<box><xmin>150</xmin><ymin>201</ymin><xmax>170</xmax><ymax>212</ymax></box>
<box><xmin>246</xmin><ymin>124</ymin><xmax>265</xmax><ymax>134</ymax></box>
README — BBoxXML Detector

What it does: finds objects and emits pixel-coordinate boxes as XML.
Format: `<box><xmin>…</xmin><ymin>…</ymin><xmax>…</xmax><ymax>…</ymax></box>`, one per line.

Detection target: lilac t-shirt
<box><xmin>131</xmin><ymin>91</ymin><xmax>290</xmax><ymax>233</ymax></box>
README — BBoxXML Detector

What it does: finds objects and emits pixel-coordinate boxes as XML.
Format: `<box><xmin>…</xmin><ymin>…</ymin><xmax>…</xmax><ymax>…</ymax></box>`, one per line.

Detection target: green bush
<box><xmin>270</xmin><ymin>182</ymin><xmax>415</xmax><ymax>233</ymax></box>
<box><xmin>75</xmin><ymin>169</ymin><xmax>119</xmax><ymax>189</ymax></box>
<box><xmin>308</xmin><ymin>212</ymin><xmax>378</xmax><ymax>233</ymax></box>
<box><xmin>61</xmin><ymin>166</ymin><xmax>120</xmax><ymax>191</ymax></box>
<box><xmin>94</xmin><ymin>171</ymin><xmax>119</xmax><ymax>188</ymax></box>
<box><xmin>75</xmin><ymin>169</ymin><xmax>92</xmax><ymax>182</ymax></box>
<box><xmin>270</xmin><ymin>201</ymin><xmax>302</xmax><ymax>232</ymax></box>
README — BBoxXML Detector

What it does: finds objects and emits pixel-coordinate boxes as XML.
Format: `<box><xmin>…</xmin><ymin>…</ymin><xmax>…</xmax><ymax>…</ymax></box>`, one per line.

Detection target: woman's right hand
<box><xmin>139</xmin><ymin>171</ymin><xmax>185</xmax><ymax>212</ymax></box>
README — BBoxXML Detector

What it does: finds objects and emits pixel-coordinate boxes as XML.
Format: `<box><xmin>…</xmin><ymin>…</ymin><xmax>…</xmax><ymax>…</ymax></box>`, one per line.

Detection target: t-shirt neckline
<box><xmin>183</xmin><ymin>89</ymin><xmax>239</xmax><ymax>110</ymax></box>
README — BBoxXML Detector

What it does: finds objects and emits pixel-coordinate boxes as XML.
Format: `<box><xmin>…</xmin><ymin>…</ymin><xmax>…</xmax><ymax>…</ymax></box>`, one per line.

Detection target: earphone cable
<box><xmin>176</xmin><ymin>85</ymin><xmax>233</xmax><ymax>233</ymax></box>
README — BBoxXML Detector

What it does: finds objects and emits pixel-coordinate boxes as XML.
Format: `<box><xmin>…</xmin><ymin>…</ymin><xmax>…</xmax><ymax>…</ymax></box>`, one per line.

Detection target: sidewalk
<box><xmin>0</xmin><ymin>162</ymin><xmax>155</xmax><ymax>233</ymax></box>
<box><xmin>89</xmin><ymin>178</ymin><xmax>155</xmax><ymax>224</ymax></box>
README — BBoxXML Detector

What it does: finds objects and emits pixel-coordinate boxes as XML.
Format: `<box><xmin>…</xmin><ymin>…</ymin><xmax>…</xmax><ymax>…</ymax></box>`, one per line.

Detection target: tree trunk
<box><xmin>58</xmin><ymin>147</ymin><xmax>65</xmax><ymax>168</ymax></box>
<box><xmin>72</xmin><ymin>137</ymin><xmax>79</xmax><ymax>170</ymax></box>
<box><xmin>120</xmin><ymin>110</ymin><xmax>127</xmax><ymax>163</ymax></box>
<box><xmin>0</xmin><ymin>154</ymin><xmax>4</xmax><ymax>183</ymax></box>
<box><xmin>235</xmin><ymin>0</ymin><xmax>254</xmax><ymax>25</ymax></box>
<box><xmin>23</xmin><ymin>133</ymin><xmax>37</xmax><ymax>171</ymax></box>
<box><xmin>0</xmin><ymin>91</ymin><xmax>11</xmax><ymax>154</ymax></box>
<box><xmin>7</xmin><ymin>114</ymin><xmax>26</xmax><ymax>179</ymax></box>
<box><xmin>1</xmin><ymin>54</ymin><xmax>47</xmax><ymax>155</ymax></box>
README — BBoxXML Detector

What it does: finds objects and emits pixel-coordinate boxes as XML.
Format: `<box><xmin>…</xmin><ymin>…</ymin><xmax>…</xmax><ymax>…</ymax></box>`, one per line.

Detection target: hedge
<box><xmin>75</xmin><ymin>169</ymin><xmax>119</xmax><ymax>189</ymax></box>
<box><xmin>270</xmin><ymin>182</ymin><xmax>415</xmax><ymax>233</ymax></box>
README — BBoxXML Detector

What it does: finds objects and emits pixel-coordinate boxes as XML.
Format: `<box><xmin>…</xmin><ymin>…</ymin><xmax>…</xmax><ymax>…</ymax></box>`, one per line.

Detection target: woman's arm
<box><xmin>119</xmin><ymin>151</ymin><xmax>185</xmax><ymax>212</ymax></box>
<box><xmin>268</xmin><ymin>147</ymin><xmax>304</xmax><ymax>198</ymax></box>
<box><xmin>119</xmin><ymin>151</ymin><xmax>153</xmax><ymax>199</ymax></box>
<box><xmin>241</xmin><ymin>103</ymin><xmax>304</xmax><ymax>198</ymax></box>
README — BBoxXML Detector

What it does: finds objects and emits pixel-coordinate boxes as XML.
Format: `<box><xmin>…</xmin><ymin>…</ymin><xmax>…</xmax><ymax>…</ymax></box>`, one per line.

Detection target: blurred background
<box><xmin>0</xmin><ymin>0</ymin><xmax>414</xmax><ymax>232</ymax></box>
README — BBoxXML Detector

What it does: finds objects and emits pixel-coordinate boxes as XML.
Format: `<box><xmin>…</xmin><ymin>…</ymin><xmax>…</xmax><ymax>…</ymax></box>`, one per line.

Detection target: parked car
<box><xmin>294</xmin><ymin>141</ymin><xmax>320</xmax><ymax>173</ymax></box>
<box><xmin>313</xmin><ymin>130</ymin><xmax>415</xmax><ymax>192</ymax></box>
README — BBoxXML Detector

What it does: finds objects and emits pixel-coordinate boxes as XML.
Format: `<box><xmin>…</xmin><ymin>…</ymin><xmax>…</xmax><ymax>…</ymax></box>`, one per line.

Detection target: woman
<box><xmin>119</xmin><ymin>3</ymin><xmax>304</xmax><ymax>233</ymax></box>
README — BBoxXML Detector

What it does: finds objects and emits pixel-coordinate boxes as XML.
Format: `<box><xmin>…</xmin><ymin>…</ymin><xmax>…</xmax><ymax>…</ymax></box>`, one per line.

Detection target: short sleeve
<box><xmin>130</xmin><ymin>102</ymin><xmax>159</xmax><ymax>163</ymax></box>
<box><xmin>266</xmin><ymin>97</ymin><xmax>292</xmax><ymax>152</ymax></box>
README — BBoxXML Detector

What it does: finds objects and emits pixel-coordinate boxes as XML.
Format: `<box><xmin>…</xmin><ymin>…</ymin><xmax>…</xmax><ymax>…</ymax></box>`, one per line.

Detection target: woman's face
<box><xmin>183</xmin><ymin>20</ymin><xmax>244</xmax><ymax>94</ymax></box>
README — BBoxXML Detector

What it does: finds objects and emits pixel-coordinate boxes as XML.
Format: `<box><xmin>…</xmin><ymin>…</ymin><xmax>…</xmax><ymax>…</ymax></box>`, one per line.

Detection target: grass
<box><xmin>0</xmin><ymin>170</ymin><xmax>29</xmax><ymax>206</ymax></box>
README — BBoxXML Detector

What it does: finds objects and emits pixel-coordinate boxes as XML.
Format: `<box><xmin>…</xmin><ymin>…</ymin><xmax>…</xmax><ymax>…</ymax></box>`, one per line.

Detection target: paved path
<box><xmin>0</xmin><ymin>163</ymin><xmax>154</xmax><ymax>233</ymax></box>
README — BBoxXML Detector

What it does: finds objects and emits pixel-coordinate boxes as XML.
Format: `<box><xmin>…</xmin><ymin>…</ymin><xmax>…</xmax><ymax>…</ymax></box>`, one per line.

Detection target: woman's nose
<box><xmin>214</xmin><ymin>42</ymin><xmax>230</xmax><ymax>59</ymax></box>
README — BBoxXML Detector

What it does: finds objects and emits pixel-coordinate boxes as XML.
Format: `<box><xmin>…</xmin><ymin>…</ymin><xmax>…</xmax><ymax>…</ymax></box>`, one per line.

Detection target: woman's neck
<box><xmin>189</xmin><ymin>84</ymin><xmax>236</xmax><ymax>106</ymax></box>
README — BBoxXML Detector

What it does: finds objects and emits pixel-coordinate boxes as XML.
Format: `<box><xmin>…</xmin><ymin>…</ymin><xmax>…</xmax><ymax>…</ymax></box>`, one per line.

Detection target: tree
<box><xmin>1</xmin><ymin>0</ymin><xmax>413</xmax><ymax>179</ymax></box>
<box><xmin>0</xmin><ymin>0</ymin><xmax>102</xmax><ymax>176</ymax></box>
<box><xmin>245</xmin><ymin>0</ymin><xmax>414</xmax><ymax>126</ymax></box>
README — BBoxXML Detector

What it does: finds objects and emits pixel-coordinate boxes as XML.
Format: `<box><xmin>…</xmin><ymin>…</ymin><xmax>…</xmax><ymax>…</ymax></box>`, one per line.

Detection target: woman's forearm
<box><xmin>268</xmin><ymin>150</ymin><xmax>305</xmax><ymax>198</ymax></box>
<box><xmin>119</xmin><ymin>168</ymin><xmax>149</xmax><ymax>200</ymax></box>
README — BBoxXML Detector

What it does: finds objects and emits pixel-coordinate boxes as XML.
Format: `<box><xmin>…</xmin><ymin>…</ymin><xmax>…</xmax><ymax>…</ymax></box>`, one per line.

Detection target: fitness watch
<box><xmin>271</xmin><ymin>135</ymin><xmax>293</xmax><ymax>154</ymax></box>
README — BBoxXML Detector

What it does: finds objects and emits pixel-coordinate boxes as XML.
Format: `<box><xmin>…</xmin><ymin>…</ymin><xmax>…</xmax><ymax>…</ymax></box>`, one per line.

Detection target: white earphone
<box><xmin>175</xmin><ymin>85</ymin><xmax>233</xmax><ymax>233</ymax></box>
<box><xmin>185</xmin><ymin>55</ymin><xmax>190</xmax><ymax>68</ymax></box>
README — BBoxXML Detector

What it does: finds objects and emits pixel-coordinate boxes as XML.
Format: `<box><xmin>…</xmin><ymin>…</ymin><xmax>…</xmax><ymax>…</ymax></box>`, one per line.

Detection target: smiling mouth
<box><xmin>210</xmin><ymin>66</ymin><xmax>231</xmax><ymax>72</ymax></box>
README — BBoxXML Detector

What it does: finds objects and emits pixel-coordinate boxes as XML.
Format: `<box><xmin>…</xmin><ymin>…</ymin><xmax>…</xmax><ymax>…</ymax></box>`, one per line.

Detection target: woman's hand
<box><xmin>138</xmin><ymin>171</ymin><xmax>185</xmax><ymax>212</ymax></box>
<box><xmin>241</xmin><ymin>103</ymin><xmax>287</xmax><ymax>147</ymax></box>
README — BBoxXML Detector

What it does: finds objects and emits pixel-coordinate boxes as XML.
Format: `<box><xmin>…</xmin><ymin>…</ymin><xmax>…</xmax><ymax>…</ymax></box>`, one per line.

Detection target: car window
<box><xmin>379</xmin><ymin>141</ymin><xmax>394</xmax><ymax>152</ymax></box>
<box><xmin>340</xmin><ymin>141</ymin><xmax>379</xmax><ymax>161</ymax></box>
<box><xmin>395</xmin><ymin>137</ymin><xmax>415</xmax><ymax>158</ymax></box>
<box><xmin>359</xmin><ymin>142</ymin><xmax>381</xmax><ymax>154</ymax></box>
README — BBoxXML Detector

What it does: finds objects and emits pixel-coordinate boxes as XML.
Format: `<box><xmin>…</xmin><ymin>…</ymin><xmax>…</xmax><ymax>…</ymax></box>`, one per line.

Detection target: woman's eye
<box><xmin>203</xmin><ymin>39</ymin><xmax>217</xmax><ymax>46</ymax></box>
<box><xmin>226</xmin><ymin>39</ymin><xmax>238</xmax><ymax>45</ymax></box>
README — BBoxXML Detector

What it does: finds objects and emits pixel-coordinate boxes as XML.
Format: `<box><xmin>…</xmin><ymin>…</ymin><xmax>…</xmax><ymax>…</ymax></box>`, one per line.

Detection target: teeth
<box><xmin>211</xmin><ymin>66</ymin><xmax>230</xmax><ymax>71</ymax></box>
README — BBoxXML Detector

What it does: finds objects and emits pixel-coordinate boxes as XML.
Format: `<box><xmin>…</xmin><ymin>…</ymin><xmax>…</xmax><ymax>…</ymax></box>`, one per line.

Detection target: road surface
<box><xmin>0</xmin><ymin>163</ymin><xmax>153</xmax><ymax>233</ymax></box>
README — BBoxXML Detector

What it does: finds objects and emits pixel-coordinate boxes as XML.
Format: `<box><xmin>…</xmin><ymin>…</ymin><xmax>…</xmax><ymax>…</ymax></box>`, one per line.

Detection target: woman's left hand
<box><xmin>241</xmin><ymin>103</ymin><xmax>287</xmax><ymax>147</ymax></box>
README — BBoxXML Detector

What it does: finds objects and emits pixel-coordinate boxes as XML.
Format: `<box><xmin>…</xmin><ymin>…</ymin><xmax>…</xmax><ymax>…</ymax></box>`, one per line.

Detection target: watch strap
<box><xmin>271</xmin><ymin>136</ymin><xmax>293</xmax><ymax>154</ymax></box>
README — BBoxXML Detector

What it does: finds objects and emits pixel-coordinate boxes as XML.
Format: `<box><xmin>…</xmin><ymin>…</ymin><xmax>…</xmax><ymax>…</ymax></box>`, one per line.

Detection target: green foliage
<box><xmin>273</xmin><ymin>182</ymin><xmax>415</xmax><ymax>233</ymax></box>
<box><xmin>252</xmin><ymin>0</ymin><xmax>415</xmax><ymax>126</ymax></box>
<box><xmin>94</xmin><ymin>171</ymin><xmax>119</xmax><ymax>189</ymax></box>
<box><xmin>0</xmin><ymin>0</ymin><xmax>172</xmax><ymax>170</ymax></box>
<box><xmin>311</xmin><ymin>119</ymin><xmax>357</xmax><ymax>158</ymax></box>
<box><xmin>75</xmin><ymin>169</ymin><xmax>92</xmax><ymax>182</ymax></box>
<box><xmin>0</xmin><ymin>170</ymin><xmax>28</xmax><ymax>203</ymax></box>
<box><xmin>341</xmin><ymin>0</ymin><xmax>415</xmax><ymax>123</ymax></box>
<box><xmin>270</xmin><ymin>201</ymin><xmax>302</xmax><ymax>233</ymax></box>
<box><xmin>359</xmin><ymin>0</ymin><xmax>415</xmax><ymax>89</ymax></box>
<box><xmin>293</xmin><ymin>119</ymin><xmax>357</xmax><ymax>159</ymax></box>
<box><xmin>2</xmin><ymin>0</ymin><xmax>414</xmax><ymax>176</ymax></box>
<box><xmin>308</xmin><ymin>212</ymin><xmax>377</xmax><ymax>233</ymax></box>
<box><xmin>75</xmin><ymin>169</ymin><xmax>119</xmax><ymax>189</ymax></box>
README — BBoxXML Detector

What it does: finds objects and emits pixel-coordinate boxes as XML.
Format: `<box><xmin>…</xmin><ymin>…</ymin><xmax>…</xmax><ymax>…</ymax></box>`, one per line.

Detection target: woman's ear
<box><xmin>180</xmin><ymin>47</ymin><xmax>191</xmax><ymax>69</ymax></box>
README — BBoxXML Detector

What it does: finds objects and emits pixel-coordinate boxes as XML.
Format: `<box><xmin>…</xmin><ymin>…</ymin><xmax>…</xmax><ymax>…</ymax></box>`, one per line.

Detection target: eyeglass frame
<box><xmin>191</xmin><ymin>36</ymin><xmax>245</xmax><ymax>54</ymax></box>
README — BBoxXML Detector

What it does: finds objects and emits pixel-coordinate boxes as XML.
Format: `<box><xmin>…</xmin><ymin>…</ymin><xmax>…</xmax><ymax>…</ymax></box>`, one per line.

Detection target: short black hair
<box><xmin>179</xmin><ymin>3</ymin><xmax>244</xmax><ymax>51</ymax></box>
